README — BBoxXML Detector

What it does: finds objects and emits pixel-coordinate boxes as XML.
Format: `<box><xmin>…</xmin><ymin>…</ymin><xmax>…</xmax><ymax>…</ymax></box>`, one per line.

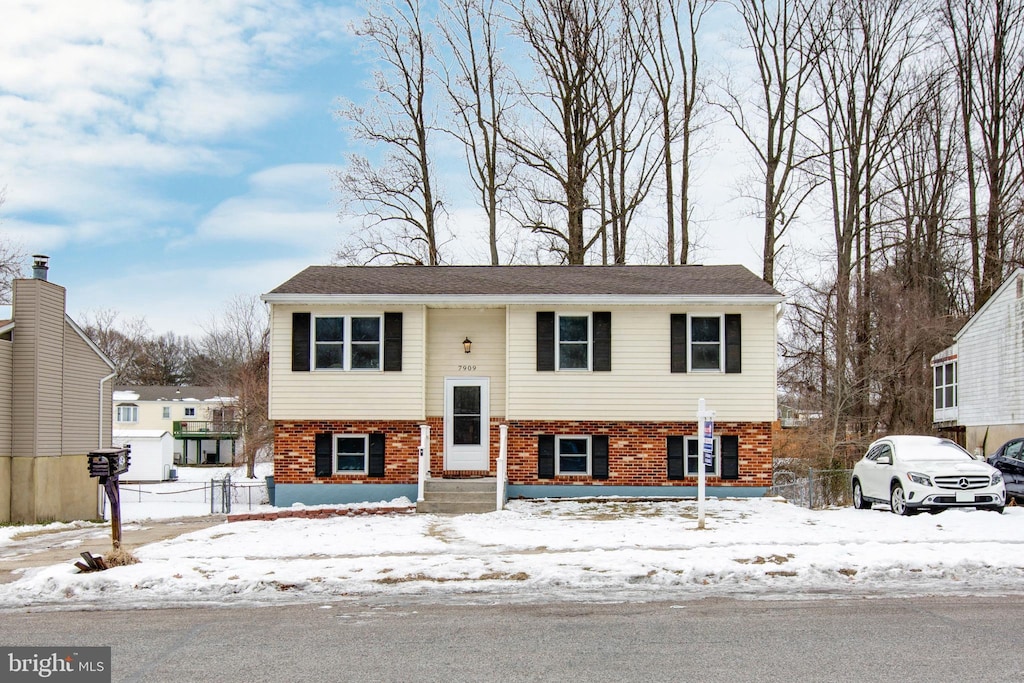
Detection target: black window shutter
<box><xmin>670</xmin><ymin>314</ymin><xmax>687</xmax><ymax>373</ymax></box>
<box><xmin>536</xmin><ymin>312</ymin><xmax>555</xmax><ymax>371</ymax></box>
<box><xmin>292</xmin><ymin>312</ymin><xmax>311</xmax><ymax>372</ymax></box>
<box><xmin>593</xmin><ymin>312</ymin><xmax>611</xmax><ymax>371</ymax></box>
<box><xmin>314</xmin><ymin>432</ymin><xmax>332</xmax><ymax>477</ymax></box>
<box><xmin>383</xmin><ymin>312</ymin><xmax>403</xmax><ymax>371</ymax></box>
<box><xmin>538</xmin><ymin>435</ymin><xmax>555</xmax><ymax>479</ymax></box>
<box><xmin>721</xmin><ymin>435</ymin><xmax>739</xmax><ymax>480</ymax></box>
<box><xmin>667</xmin><ymin>436</ymin><xmax>685</xmax><ymax>480</ymax></box>
<box><xmin>725</xmin><ymin>314</ymin><xmax>742</xmax><ymax>374</ymax></box>
<box><xmin>367</xmin><ymin>433</ymin><xmax>386</xmax><ymax>478</ymax></box>
<box><xmin>591</xmin><ymin>435</ymin><xmax>609</xmax><ymax>479</ymax></box>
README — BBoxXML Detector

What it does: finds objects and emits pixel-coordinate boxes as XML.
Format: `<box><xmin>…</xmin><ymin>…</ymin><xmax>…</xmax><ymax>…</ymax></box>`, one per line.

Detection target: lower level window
<box><xmin>557</xmin><ymin>436</ymin><xmax>590</xmax><ymax>475</ymax></box>
<box><xmin>685</xmin><ymin>436</ymin><xmax>720</xmax><ymax>477</ymax></box>
<box><xmin>335</xmin><ymin>435</ymin><xmax>368</xmax><ymax>473</ymax></box>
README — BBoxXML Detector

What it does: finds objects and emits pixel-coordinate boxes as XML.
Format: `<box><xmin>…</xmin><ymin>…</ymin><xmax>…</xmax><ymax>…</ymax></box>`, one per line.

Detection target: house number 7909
<box><xmin>458</xmin><ymin>365</ymin><xmax>477</xmax><ymax>371</ymax></box>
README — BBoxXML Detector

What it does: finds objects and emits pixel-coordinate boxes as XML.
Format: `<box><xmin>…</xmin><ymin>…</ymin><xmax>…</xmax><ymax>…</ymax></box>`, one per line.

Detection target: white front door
<box><xmin>444</xmin><ymin>377</ymin><xmax>490</xmax><ymax>471</ymax></box>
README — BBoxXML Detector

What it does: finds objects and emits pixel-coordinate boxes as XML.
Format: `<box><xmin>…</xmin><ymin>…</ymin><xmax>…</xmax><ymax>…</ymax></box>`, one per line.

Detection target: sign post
<box><xmin>696</xmin><ymin>398</ymin><xmax>715</xmax><ymax>530</ymax></box>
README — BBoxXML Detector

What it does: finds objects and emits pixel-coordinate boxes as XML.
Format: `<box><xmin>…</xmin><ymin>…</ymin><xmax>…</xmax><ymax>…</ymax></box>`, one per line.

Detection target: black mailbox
<box><xmin>88</xmin><ymin>447</ymin><xmax>131</xmax><ymax>480</ymax></box>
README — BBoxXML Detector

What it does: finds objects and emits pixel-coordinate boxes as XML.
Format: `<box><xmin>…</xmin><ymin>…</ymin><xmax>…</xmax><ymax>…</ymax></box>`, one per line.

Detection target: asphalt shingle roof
<box><xmin>266</xmin><ymin>265</ymin><xmax>780</xmax><ymax>298</ymax></box>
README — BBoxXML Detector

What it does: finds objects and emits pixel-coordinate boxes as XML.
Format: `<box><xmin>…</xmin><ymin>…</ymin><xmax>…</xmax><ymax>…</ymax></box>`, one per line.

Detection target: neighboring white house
<box><xmin>113</xmin><ymin>429</ymin><xmax>174</xmax><ymax>482</ymax></box>
<box><xmin>112</xmin><ymin>386</ymin><xmax>240</xmax><ymax>465</ymax></box>
<box><xmin>933</xmin><ymin>268</ymin><xmax>1024</xmax><ymax>454</ymax></box>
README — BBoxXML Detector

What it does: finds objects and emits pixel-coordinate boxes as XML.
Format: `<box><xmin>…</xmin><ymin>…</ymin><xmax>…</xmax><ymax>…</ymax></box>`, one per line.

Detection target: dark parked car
<box><xmin>988</xmin><ymin>438</ymin><xmax>1024</xmax><ymax>504</ymax></box>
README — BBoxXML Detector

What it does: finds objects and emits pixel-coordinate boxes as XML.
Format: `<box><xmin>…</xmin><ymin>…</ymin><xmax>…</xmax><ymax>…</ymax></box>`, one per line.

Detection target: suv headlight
<box><xmin>992</xmin><ymin>471</ymin><xmax>1003</xmax><ymax>485</ymax></box>
<box><xmin>907</xmin><ymin>471</ymin><xmax>932</xmax><ymax>486</ymax></box>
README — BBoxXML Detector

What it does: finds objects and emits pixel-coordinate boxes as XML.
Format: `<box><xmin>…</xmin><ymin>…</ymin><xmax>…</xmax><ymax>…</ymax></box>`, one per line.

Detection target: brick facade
<box><xmin>274</xmin><ymin>419</ymin><xmax>772</xmax><ymax>488</ymax></box>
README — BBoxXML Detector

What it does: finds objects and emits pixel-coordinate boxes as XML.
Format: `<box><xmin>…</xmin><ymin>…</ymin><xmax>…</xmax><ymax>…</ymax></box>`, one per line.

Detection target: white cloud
<box><xmin>195</xmin><ymin>164</ymin><xmax>339</xmax><ymax>247</ymax></box>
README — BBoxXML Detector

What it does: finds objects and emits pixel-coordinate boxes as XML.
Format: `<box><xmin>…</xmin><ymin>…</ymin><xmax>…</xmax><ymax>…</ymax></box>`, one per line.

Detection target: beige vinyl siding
<box><xmin>0</xmin><ymin>340</ymin><xmax>12</xmax><ymax>456</ymax></box>
<box><xmin>13</xmin><ymin>280</ymin><xmax>67</xmax><ymax>458</ymax></box>
<box><xmin>269</xmin><ymin>304</ymin><xmax>425</xmax><ymax>420</ymax></box>
<box><xmin>507</xmin><ymin>305</ymin><xmax>777</xmax><ymax>422</ymax></box>
<box><xmin>425</xmin><ymin>308</ymin><xmax>506</xmax><ymax>418</ymax></box>
<box><xmin>61</xmin><ymin>320</ymin><xmax>113</xmax><ymax>454</ymax></box>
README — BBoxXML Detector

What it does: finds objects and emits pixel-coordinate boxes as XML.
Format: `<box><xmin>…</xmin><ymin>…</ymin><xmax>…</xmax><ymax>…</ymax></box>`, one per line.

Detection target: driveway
<box><xmin>0</xmin><ymin>516</ymin><xmax>226</xmax><ymax>584</ymax></box>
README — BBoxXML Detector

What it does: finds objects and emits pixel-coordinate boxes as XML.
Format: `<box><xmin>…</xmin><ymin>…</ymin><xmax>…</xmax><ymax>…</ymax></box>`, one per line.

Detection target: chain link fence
<box><xmin>768</xmin><ymin>468</ymin><xmax>853</xmax><ymax>509</ymax></box>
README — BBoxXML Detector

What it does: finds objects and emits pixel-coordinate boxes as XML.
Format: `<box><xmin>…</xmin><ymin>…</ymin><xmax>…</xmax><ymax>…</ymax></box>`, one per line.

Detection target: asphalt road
<box><xmin>1</xmin><ymin>595</ymin><xmax>1020</xmax><ymax>682</ymax></box>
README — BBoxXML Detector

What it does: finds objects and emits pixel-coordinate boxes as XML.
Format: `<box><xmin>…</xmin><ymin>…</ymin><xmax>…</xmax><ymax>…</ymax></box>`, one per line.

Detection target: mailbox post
<box><xmin>87</xmin><ymin>447</ymin><xmax>131</xmax><ymax>549</ymax></box>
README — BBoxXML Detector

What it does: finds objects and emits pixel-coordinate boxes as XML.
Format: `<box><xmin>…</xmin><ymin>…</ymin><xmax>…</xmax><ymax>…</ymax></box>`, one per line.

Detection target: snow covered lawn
<box><xmin>1</xmin><ymin>496</ymin><xmax>1022</xmax><ymax>611</ymax></box>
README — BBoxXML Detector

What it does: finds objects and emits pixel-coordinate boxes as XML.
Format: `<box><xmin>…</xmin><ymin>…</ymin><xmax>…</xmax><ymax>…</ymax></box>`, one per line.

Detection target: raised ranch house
<box><xmin>262</xmin><ymin>265</ymin><xmax>783</xmax><ymax>509</ymax></box>
<box><xmin>0</xmin><ymin>256</ymin><xmax>116</xmax><ymax>523</ymax></box>
<box><xmin>933</xmin><ymin>267</ymin><xmax>1024</xmax><ymax>454</ymax></box>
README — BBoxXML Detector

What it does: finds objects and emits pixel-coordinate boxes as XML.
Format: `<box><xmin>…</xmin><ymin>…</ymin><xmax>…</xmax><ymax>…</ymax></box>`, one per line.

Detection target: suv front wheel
<box><xmin>890</xmin><ymin>483</ymin><xmax>914</xmax><ymax>516</ymax></box>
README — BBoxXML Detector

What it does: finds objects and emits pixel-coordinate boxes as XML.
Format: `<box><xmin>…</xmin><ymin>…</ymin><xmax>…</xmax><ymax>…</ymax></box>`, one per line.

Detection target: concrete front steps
<box><xmin>416</xmin><ymin>478</ymin><xmax>500</xmax><ymax>514</ymax></box>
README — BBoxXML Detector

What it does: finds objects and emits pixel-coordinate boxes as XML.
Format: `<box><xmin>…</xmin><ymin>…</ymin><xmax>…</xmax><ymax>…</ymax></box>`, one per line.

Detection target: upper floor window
<box><xmin>933</xmin><ymin>361</ymin><xmax>956</xmax><ymax>410</ymax></box>
<box><xmin>558</xmin><ymin>314</ymin><xmax>590</xmax><ymax>370</ymax></box>
<box><xmin>162</xmin><ymin>407</ymin><xmax>171</xmax><ymax>419</ymax></box>
<box><xmin>314</xmin><ymin>315</ymin><xmax>382</xmax><ymax>371</ymax></box>
<box><xmin>689</xmin><ymin>315</ymin><xmax>723</xmax><ymax>371</ymax></box>
<box><xmin>184</xmin><ymin>407</ymin><xmax>196</xmax><ymax>417</ymax></box>
<box><xmin>116</xmin><ymin>405</ymin><xmax>138</xmax><ymax>423</ymax></box>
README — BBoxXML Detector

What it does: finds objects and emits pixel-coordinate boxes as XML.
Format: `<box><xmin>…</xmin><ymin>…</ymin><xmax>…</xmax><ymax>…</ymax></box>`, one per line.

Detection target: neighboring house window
<box><xmin>335</xmin><ymin>435</ymin><xmax>369</xmax><ymax>474</ymax></box>
<box><xmin>116</xmin><ymin>405</ymin><xmax>138</xmax><ymax>423</ymax></box>
<box><xmin>933</xmin><ymin>361</ymin><xmax>956</xmax><ymax>410</ymax></box>
<box><xmin>689</xmin><ymin>316</ymin><xmax>723</xmax><ymax>371</ymax></box>
<box><xmin>556</xmin><ymin>435</ymin><xmax>591</xmax><ymax>475</ymax></box>
<box><xmin>313</xmin><ymin>315</ymin><xmax>382</xmax><ymax>371</ymax></box>
<box><xmin>558</xmin><ymin>314</ymin><xmax>590</xmax><ymax>370</ymax></box>
<box><xmin>685</xmin><ymin>436</ymin><xmax>720</xmax><ymax>477</ymax></box>
<box><xmin>184</xmin><ymin>407</ymin><xmax>196</xmax><ymax>417</ymax></box>
<box><xmin>162</xmin><ymin>407</ymin><xmax>170</xmax><ymax>419</ymax></box>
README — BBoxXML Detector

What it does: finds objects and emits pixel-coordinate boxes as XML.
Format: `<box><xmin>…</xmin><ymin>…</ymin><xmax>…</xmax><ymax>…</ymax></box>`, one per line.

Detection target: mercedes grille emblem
<box><xmin>958</xmin><ymin>477</ymin><xmax>970</xmax><ymax>489</ymax></box>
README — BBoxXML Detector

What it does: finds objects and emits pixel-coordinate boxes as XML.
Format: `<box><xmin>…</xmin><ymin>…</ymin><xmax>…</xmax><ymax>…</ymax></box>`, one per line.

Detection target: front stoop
<box><xmin>416</xmin><ymin>478</ymin><xmax>499</xmax><ymax>514</ymax></box>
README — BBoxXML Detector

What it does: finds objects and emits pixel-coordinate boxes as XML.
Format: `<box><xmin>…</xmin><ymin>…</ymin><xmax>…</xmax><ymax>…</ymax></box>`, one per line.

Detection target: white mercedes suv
<box><xmin>852</xmin><ymin>435</ymin><xmax>1005</xmax><ymax>515</ymax></box>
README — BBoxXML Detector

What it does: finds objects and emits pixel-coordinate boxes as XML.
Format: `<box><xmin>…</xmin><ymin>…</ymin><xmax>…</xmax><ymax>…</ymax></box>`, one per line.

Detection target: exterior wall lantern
<box><xmin>463</xmin><ymin>337</ymin><xmax>472</xmax><ymax>353</ymax></box>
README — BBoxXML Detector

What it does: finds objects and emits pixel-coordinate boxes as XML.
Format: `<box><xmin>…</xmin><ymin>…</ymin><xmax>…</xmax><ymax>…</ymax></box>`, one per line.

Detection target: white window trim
<box><xmin>184</xmin><ymin>407</ymin><xmax>196</xmax><ymax>417</ymax></box>
<box><xmin>555</xmin><ymin>312</ymin><xmax>592</xmax><ymax>372</ymax></box>
<box><xmin>116</xmin><ymin>405</ymin><xmax>138</xmax><ymax>423</ymax></box>
<box><xmin>312</xmin><ymin>314</ymin><xmax>384</xmax><ymax>372</ymax></box>
<box><xmin>933</xmin><ymin>361</ymin><xmax>957</xmax><ymax>410</ymax></box>
<box><xmin>162</xmin><ymin>406</ymin><xmax>171</xmax><ymax>419</ymax></box>
<box><xmin>334</xmin><ymin>433</ymin><xmax>369</xmax><ymax>475</ymax></box>
<box><xmin>688</xmin><ymin>314</ymin><xmax>725</xmax><ymax>373</ymax></box>
<box><xmin>684</xmin><ymin>435</ymin><xmax>721</xmax><ymax>477</ymax></box>
<box><xmin>555</xmin><ymin>435</ymin><xmax>591</xmax><ymax>476</ymax></box>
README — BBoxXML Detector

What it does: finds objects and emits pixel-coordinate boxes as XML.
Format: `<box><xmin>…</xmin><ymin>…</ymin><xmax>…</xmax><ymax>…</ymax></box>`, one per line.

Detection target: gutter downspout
<box><xmin>98</xmin><ymin>372</ymin><xmax>116</xmax><ymax>448</ymax></box>
<box><xmin>97</xmin><ymin>371</ymin><xmax>116</xmax><ymax>520</ymax></box>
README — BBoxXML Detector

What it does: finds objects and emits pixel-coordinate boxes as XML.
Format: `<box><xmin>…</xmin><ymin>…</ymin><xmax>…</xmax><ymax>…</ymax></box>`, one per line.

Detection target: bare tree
<box><xmin>80</xmin><ymin>309</ymin><xmax>153</xmax><ymax>384</ymax></box>
<box><xmin>721</xmin><ymin>0</ymin><xmax>825</xmax><ymax>286</ymax></box>
<box><xmin>810</xmin><ymin>0</ymin><xmax>925</xmax><ymax>441</ymax></box>
<box><xmin>335</xmin><ymin>0</ymin><xmax>446</xmax><ymax>266</ymax></box>
<box><xmin>942</xmin><ymin>0</ymin><xmax>1024</xmax><ymax>310</ymax></box>
<box><xmin>196</xmin><ymin>296</ymin><xmax>270</xmax><ymax>479</ymax></box>
<box><xmin>0</xmin><ymin>193</ymin><xmax>25</xmax><ymax>305</ymax></box>
<box><xmin>505</xmin><ymin>0</ymin><xmax>614</xmax><ymax>263</ymax></box>
<box><xmin>594</xmin><ymin>0</ymin><xmax>663</xmax><ymax>264</ymax></box>
<box><xmin>135</xmin><ymin>332</ymin><xmax>195</xmax><ymax>386</ymax></box>
<box><xmin>438</xmin><ymin>0</ymin><xmax>516</xmax><ymax>265</ymax></box>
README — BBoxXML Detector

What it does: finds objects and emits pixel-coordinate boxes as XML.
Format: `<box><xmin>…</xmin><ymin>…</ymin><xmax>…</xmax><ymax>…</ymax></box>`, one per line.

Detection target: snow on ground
<box><xmin>2</xmin><ymin>489</ymin><xmax>1023</xmax><ymax>611</ymax></box>
<box><xmin>109</xmin><ymin>463</ymin><xmax>274</xmax><ymax>521</ymax></box>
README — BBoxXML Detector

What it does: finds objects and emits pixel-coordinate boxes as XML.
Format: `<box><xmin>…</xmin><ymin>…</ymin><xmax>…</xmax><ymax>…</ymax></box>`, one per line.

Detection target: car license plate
<box><xmin>955</xmin><ymin>491</ymin><xmax>974</xmax><ymax>503</ymax></box>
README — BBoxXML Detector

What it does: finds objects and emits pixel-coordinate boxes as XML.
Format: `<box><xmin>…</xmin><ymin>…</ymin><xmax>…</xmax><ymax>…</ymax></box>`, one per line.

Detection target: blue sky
<box><xmin>0</xmin><ymin>0</ymin><xmax>775</xmax><ymax>338</ymax></box>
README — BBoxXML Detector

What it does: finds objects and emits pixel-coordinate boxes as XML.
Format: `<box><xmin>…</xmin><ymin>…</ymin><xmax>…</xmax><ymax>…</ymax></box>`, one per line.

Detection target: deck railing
<box><xmin>172</xmin><ymin>420</ymin><xmax>241</xmax><ymax>438</ymax></box>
